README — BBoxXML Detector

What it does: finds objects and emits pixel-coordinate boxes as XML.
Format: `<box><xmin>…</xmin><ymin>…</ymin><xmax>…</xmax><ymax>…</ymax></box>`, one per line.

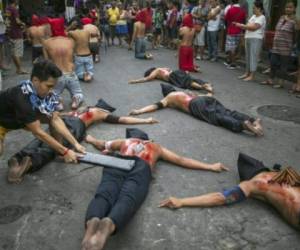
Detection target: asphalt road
<box><xmin>0</xmin><ymin>45</ymin><xmax>300</xmax><ymax>250</ymax></box>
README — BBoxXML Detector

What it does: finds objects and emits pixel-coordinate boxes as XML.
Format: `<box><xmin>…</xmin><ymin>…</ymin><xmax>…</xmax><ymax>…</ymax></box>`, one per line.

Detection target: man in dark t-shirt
<box><xmin>0</xmin><ymin>60</ymin><xmax>86</xmax><ymax>163</ymax></box>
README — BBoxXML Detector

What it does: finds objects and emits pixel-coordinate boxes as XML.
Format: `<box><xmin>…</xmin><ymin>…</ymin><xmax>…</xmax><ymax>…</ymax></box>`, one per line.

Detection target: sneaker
<box><xmin>227</xmin><ymin>64</ymin><xmax>237</xmax><ymax>70</ymax></box>
<box><xmin>71</xmin><ymin>96</ymin><xmax>83</xmax><ymax>110</ymax></box>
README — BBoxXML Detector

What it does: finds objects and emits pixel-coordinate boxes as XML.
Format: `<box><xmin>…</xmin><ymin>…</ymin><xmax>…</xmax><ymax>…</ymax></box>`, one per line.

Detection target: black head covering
<box><xmin>144</xmin><ymin>67</ymin><xmax>156</xmax><ymax>77</ymax></box>
<box><xmin>95</xmin><ymin>98</ymin><xmax>116</xmax><ymax>112</ymax></box>
<box><xmin>160</xmin><ymin>83</ymin><xmax>176</xmax><ymax>97</ymax></box>
<box><xmin>126</xmin><ymin>128</ymin><xmax>149</xmax><ymax>140</ymax></box>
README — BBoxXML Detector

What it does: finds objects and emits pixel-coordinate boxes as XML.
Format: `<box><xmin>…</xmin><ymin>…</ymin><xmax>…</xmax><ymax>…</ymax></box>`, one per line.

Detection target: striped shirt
<box><xmin>272</xmin><ymin>16</ymin><xmax>296</xmax><ymax>56</ymax></box>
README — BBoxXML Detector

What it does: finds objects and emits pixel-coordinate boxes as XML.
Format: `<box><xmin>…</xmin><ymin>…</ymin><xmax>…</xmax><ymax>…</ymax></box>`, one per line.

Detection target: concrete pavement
<box><xmin>0</xmin><ymin>45</ymin><xmax>300</xmax><ymax>250</ymax></box>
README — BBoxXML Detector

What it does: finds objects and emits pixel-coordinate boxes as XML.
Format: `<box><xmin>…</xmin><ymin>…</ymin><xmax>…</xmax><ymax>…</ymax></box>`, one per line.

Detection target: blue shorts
<box><xmin>74</xmin><ymin>55</ymin><xmax>94</xmax><ymax>80</ymax></box>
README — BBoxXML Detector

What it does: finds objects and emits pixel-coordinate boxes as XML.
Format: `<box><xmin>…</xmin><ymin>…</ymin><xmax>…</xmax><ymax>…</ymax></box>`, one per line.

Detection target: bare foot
<box><xmin>244</xmin><ymin>120</ymin><xmax>263</xmax><ymax>137</ymax></box>
<box><xmin>84</xmin><ymin>73</ymin><xmax>93</xmax><ymax>82</ymax></box>
<box><xmin>238</xmin><ymin>73</ymin><xmax>249</xmax><ymax>79</ymax></box>
<box><xmin>7</xmin><ymin>156</ymin><xmax>32</xmax><ymax>184</ymax></box>
<box><xmin>85</xmin><ymin>134</ymin><xmax>96</xmax><ymax>144</ymax></box>
<box><xmin>204</xmin><ymin>83</ymin><xmax>213</xmax><ymax>93</ymax></box>
<box><xmin>16</xmin><ymin>69</ymin><xmax>29</xmax><ymax>75</ymax></box>
<box><xmin>81</xmin><ymin>218</ymin><xmax>115</xmax><ymax>250</ymax></box>
<box><xmin>243</xmin><ymin>76</ymin><xmax>254</xmax><ymax>81</ymax></box>
<box><xmin>82</xmin><ymin>218</ymin><xmax>101</xmax><ymax>250</ymax></box>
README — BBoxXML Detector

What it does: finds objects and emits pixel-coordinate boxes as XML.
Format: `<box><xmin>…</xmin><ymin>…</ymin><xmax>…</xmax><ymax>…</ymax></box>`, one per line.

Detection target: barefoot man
<box><xmin>43</xmin><ymin>36</ymin><xmax>84</xmax><ymax>110</ymax></box>
<box><xmin>7</xmin><ymin>99</ymin><xmax>158</xmax><ymax>184</ymax></box>
<box><xmin>68</xmin><ymin>19</ymin><xmax>94</xmax><ymax>82</ymax></box>
<box><xmin>27</xmin><ymin>14</ymin><xmax>51</xmax><ymax>62</ymax></box>
<box><xmin>178</xmin><ymin>13</ymin><xmax>199</xmax><ymax>72</ymax></box>
<box><xmin>130</xmin><ymin>84</ymin><xmax>263</xmax><ymax>136</ymax></box>
<box><xmin>81</xmin><ymin>128</ymin><xmax>228</xmax><ymax>250</ymax></box>
<box><xmin>129</xmin><ymin>67</ymin><xmax>213</xmax><ymax>93</ymax></box>
<box><xmin>0</xmin><ymin>60</ymin><xmax>86</xmax><ymax>180</ymax></box>
<box><xmin>160</xmin><ymin>152</ymin><xmax>300</xmax><ymax>231</ymax></box>
<box><xmin>83</xmin><ymin>23</ymin><xmax>101</xmax><ymax>63</ymax></box>
<box><xmin>129</xmin><ymin>10</ymin><xmax>153</xmax><ymax>59</ymax></box>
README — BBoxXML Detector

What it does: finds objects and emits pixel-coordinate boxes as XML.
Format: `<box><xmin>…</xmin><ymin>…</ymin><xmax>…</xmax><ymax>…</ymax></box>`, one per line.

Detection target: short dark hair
<box><xmin>31</xmin><ymin>60</ymin><xmax>62</xmax><ymax>81</ymax></box>
<box><xmin>254</xmin><ymin>0</ymin><xmax>265</xmax><ymax>14</ymax></box>
<box><xmin>231</xmin><ymin>0</ymin><xmax>239</xmax><ymax>4</ymax></box>
<box><xmin>286</xmin><ymin>0</ymin><xmax>297</xmax><ymax>8</ymax></box>
<box><xmin>144</xmin><ymin>67</ymin><xmax>157</xmax><ymax>77</ymax></box>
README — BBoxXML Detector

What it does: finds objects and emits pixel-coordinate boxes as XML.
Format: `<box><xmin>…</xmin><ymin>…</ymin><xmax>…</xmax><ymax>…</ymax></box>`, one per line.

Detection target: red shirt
<box><xmin>225</xmin><ymin>5</ymin><xmax>246</xmax><ymax>35</ymax></box>
<box><xmin>144</xmin><ymin>8</ymin><xmax>153</xmax><ymax>29</ymax></box>
<box><xmin>49</xmin><ymin>17</ymin><xmax>66</xmax><ymax>37</ymax></box>
<box><xmin>81</xmin><ymin>17</ymin><xmax>93</xmax><ymax>25</ymax></box>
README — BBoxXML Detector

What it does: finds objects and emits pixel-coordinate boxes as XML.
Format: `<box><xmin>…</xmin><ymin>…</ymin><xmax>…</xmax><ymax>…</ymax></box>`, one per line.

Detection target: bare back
<box><xmin>119</xmin><ymin>139</ymin><xmax>162</xmax><ymax>169</ymax></box>
<box><xmin>134</xmin><ymin>21</ymin><xmax>146</xmax><ymax>38</ymax></box>
<box><xmin>28</xmin><ymin>24</ymin><xmax>51</xmax><ymax>46</ymax></box>
<box><xmin>179</xmin><ymin>27</ymin><xmax>195</xmax><ymax>46</ymax></box>
<box><xmin>43</xmin><ymin>36</ymin><xmax>75</xmax><ymax>73</ymax></box>
<box><xmin>249</xmin><ymin>172</ymin><xmax>300</xmax><ymax>229</ymax></box>
<box><xmin>166</xmin><ymin>92</ymin><xmax>195</xmax><ymax>113</ymax></box>
<box><xmin>83</xmin><ymin>24</ymin><xmax>100</xmax><ymax>43</ymax></box>
<box><xmin>69</xmin><ymin>29</ymin><xmax>91</xmax><ymax>55</ymax></box>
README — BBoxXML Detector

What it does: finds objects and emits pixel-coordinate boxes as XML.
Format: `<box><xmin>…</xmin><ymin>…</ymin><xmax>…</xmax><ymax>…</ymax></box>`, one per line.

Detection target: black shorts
<box><xmin>32</xmin><ymin>46</ymin><xmax>43</xmax><ymax>62</ymax></box>
<box><xmin>89</xmin><ymin>42</ymin><xmax>99</xmax><ymax>55</ymax></box>
<box><xmin>154</xmin><ymin>28</ymin><xmax>162</xmax><ymax>35</ymax></box>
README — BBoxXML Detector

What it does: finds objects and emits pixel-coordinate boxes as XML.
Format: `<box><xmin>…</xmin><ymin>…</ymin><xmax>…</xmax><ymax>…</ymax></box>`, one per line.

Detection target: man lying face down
<box><xmin>160</xmin><ymin>153</ymin><xmax>300</xmax><ymax>231</ymax></box>
<box><xmin>128</xmin><ymin>67</ymin><xmax>213</xmax><ymax>93</ymax></box>
<box><xmin>7</xmin><ymin>99</ymin><xmax>158</xmax><ymax>183</ymax></box>
<box><xmin>130</xmin><ymin>84</ymin><xmax>263</xmax><ymax>136</ymax></box>
<box><xmin>81</xmin><ymin>128</ymin><xmax>228</xmax><ymax>250</ymax></box>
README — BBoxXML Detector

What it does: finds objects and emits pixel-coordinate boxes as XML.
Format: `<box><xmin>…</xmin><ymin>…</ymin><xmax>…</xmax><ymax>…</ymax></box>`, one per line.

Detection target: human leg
<box><xmin>75</xmin><ymin>56</ymin><xmax>86</xmax><ymax>80</ymax></box>
<box><xmin>210</xmin><ymin>31</ymin><xmax>218</xmax><ymax>61</ymax></box>
<box><xmin>65</xmin><ymin>73</ymin><xmax>84</xmax><ymax>109</ymax></box>
<box><xmin>135</xmin><ymin>38</ymin><xmax>146</xmax><ymax>59</ymax></box>
<box><xmin>239</xmin><ymin>38</ymin><xmax>251</xmax><ymax>79</ymax></box>
<box><xmin>83</xmin><ymin>55</ymin><xmax>94</xmax><ymax>81</ymax></box>
<box><xmin>244</xmin><ymin>39</ymin><xmax>263</xmax><ymax>81</ymax></box>
<box><xmin>53</xmin><ymin>75</ymin><xmax>67</xmax><ymax>111</ymax></box>
<box><xmin>11</xmin><ymin>39</ymin><xmax>27</xmax><ymax>74</ymax></box>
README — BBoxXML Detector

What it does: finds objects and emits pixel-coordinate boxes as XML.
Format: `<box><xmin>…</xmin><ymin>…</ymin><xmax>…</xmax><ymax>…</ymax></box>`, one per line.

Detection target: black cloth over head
<box><xmin>95</xmin><ymin>98</ymin><xmax>116</xmax><ymax>112</ymax></box>
<box><xmin>237</xmin><ymin>153</ymin><xmax>270</xmax><ymax>181</ymax></box>
<box><xmin>160</xmin><ymin>83</ymin><xmax>176</xmax><ymax>97</ymax></box>
<box><xmin>144</xmin><ymin>67</ymin><xmax>156</xmax><ymax>77</ymax></box>
<box><xmin>126</xmin><ymin>128</ymin><xmax>149</xmax><ymax>140</ymax></box>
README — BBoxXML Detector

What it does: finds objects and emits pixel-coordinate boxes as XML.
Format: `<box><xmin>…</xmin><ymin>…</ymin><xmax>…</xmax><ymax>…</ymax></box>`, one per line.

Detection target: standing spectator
<box><xmin>99</xmin><ymin>3</ymin><xmax>110</xmax><ymax>46</ymax></box>
<box><xmin>291</xmin><ymin>19</ymin><xmax>300</xmax><ymax>95</ymax></box>
<box><xmin>5</xmin><ymin>0</ymin><xmax>27</xmax><ymax>74</ymax></box>
<box><xmin>192</xmin><ymin>0</ymin><xmax>209</xmax><ymax>60</ymax></box>
<box><xmin>107</xmin><ymin>1</ymin><xmax>120</xmax><ymax>46</ymax></box>
<box><xmin>153</xmin><ymin>6</ymin><xmax>164</xmax><ymax>49</ymax></box>
<box><xmin>0</xmin><ymin>8</ymin><xmax>8</xmax><ymax>70</ymax></box>
<box><xmin>224</xmin><ymin>0</ymin><xmax>246</xmax><ymax>69</ymax></box>
<box><xmin>262</xmin><ymin>1</ymin><xmax>297</xmax><ymax>88</ymax></box>
<box><xmin>143</xmin><ymin>1</ymin><xmax>154</xmax><ymax>33</ymax></box>
<box><xmin>235</xmin><ymin>0</ymin><xmax>266</xmax><ymax>82</ymax></box>
<box><xmin>65</xmin><ymin>0</ymin><xmax>76</xmax><ymax>23</ymax></box>
<box><xmin>116</xmin><ymin>3</ymin><xmax>129</xmax><ymax>47</ymax></box>
<box><xmin>207</xmin><ymin>0</ymin><xmax>221</xmax><ymax>62</ymax></box>
<box><xmin>127</xmin><ymin>2</ymin><xmax>139</xmax><ymax>45</ymax></box>
<box><xmin>181</xmin><ymin>0</ymin><xmax>193</xmax><ymax>17</ymax></box>
<box><xmin>167</xmin><ymin>1</ymin><xmax>178</xmax><ymax>50</ymax></box>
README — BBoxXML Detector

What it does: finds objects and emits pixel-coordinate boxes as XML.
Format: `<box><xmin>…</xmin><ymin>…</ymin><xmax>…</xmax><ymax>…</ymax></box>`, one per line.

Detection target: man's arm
<box><xmin>85</xmin><ymin>135</ymin><xmax>125</xmax><ymax>152</ymax></box>
<box><xmin>128</xmin><ymin>68</ymin><xmax>160</xmax><ymax>83</ymax></box>
<box><xmin>129</xmin><ymin>97</ymin><xmax>168</xmax><ymax>115</ymax></box>
<box><xmin>159</xmin><ymin>181</ymin><xmax>251</xmax><ymax>209</ymax></box>
<box><xmin>159</xmin><ymin>146</ymin><xmax>229</xmax><ymax>172</ymax></box>
<box><xmin>26</xmin><ymin>120</ymin><xmax>79</xmax><ymax>163</ymax></box>
<box><xmin>129</xmin><ymin>22</ymin><xmax>137</xmax><ymax>49</ymax></box>
<box><xmin>49</xmin><ymin>112</ymin><xmax>86</xmax><ymax>153</ymax></box>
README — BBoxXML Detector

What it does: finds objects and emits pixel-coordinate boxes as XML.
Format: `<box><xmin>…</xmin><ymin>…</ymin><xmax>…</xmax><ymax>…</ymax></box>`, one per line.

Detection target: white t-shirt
<box><xmin>245</xmin><ymin>14</ymin><xmax>266</xmax><ymax>39</ymax></box>
<box><xmin>207</xmin><ymin>6</ymin><xmax>221</xmax><ymax>32</ymax></box>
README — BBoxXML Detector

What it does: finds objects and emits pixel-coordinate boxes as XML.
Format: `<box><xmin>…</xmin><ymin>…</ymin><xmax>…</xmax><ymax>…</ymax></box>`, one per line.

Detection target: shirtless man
<box><xmin>83</xmin><ymin>23</ymin><xmax>101</xmax><ymax>63</ymax></box>
<box><xmin>129</xmin><ymin>10</ymin><xmax>153</xmax><ymax>59</ymax></box>
<box><xmin>81</xmin><ymin>128</ymin><xmax>228</xmax><ymax>250</ymax></box>
<box><xmin>43</xmin><ymin>36</ymin><xmax>84</xmax><ymax>110</ymax></box>
<box><xmin>179</xmin><ymin>13</ymin><xmax>199</xmax><ymax>72</ymax></box>
<box><xmin>7</xmin><ymin>99</ymin><xmax>158</xmax><ymax>183</ymax></box>
<box><xmin>27</xmin><ymin>15</ymin><xmax>51</xmax><ymax>63</ymax></box>
<box><xmin>160</xmin><ymin>152</ymin><xmax>300</xmax><ymax>231</ymax></box>
<box><xmin>68</xmin><ymin>20</ymin><xmax>94</xmax><ymax>82</ymax></box>
<box><xmin>129</xmin><ymin>84</ymin><xmax>263</xmax><ymax>136</ymax></box>
<box><xmin>129</xmin><ymin>67</ymin><xmax>213</xmax><ymax>93</ymax></box>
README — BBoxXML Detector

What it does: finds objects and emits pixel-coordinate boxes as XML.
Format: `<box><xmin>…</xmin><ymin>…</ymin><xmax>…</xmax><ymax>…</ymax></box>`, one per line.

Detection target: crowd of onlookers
<box><xmin>0</xmin><ymin>0</ymin><xmax>299</xmax><ymax>95</ymax></box>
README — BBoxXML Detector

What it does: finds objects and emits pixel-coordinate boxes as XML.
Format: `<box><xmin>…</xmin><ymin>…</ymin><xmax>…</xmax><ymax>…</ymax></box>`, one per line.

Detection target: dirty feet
<box><xmin>81</xmin><ymin>217</ymin><xmax>115</xmax><ymax>250</ymax></box>
<box><xmin>244</xmin><ymin>120</ymin><xmax>263</xmax><ymax>137</ymax></box>
<box><xmin>7</xmin><ymin>156</ymin><xmax>32</xmax><ymax>184</ymax></box>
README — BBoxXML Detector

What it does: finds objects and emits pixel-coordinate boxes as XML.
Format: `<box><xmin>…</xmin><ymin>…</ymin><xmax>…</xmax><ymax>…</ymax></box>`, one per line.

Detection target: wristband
<box><xmin>62</xmin><ymin>148</ymin><xmax>70</xmax><ymax>156</ymax></box>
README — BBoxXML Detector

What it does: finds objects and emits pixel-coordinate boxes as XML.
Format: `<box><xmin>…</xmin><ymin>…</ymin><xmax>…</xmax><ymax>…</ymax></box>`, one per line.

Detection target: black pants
<box><xmin>11</xmin><ymin>116</ymin><xmax>86</xmax><ymax>172</ymax></box>
<box><xmin>270</xmin><ymin>53</ymin><xmax>290</xmax><ymax>79</ymax></box>
<box><xmin>189</xmin><ymin>97</ymin><xmax>254</xmax><ymax>133</ymax></box>
<box><xmin>85</xmin><ymin>156</ymin><xmax>152</xmax><ymax>233</ymax></box>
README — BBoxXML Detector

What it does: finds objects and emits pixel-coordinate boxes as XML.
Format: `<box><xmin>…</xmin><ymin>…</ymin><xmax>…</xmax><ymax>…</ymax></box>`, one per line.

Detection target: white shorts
<box><xmin>194</xmin><ymin>28</ymin><xmax>205</xmax><ymax>46</ymax></box>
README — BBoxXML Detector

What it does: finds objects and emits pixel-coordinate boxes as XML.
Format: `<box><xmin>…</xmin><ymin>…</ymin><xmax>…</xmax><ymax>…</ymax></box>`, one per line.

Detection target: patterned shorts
<box><xmin>10</xmin><ymin>39</ymin><xmax>24</xmax><ymax>57</ymax></box>
<box><xmin>225</xmin><ymin>34</ymin><xmax>241</xmax><ymax>52</ymax></box>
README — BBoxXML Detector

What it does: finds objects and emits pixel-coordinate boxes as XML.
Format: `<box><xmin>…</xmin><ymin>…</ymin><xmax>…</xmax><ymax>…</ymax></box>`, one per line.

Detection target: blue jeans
<box><xmin>135</xmin><ymin>37</ymin><xmax>146</xmax><ymax>59</ymax></box>
<box><xmin>207</xmin><ymin>31</ymin><xmax>218</xmax><ymax>59</ymax></box>
<box><xmin>74</xmin><ymin>55</ymin><xmax>94</xmax><ymax>80</ymax></box>
<box><xmin>53</xmin><ymin>72</ymin><xmax>83</xmax><ymax>102</ymax></box>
